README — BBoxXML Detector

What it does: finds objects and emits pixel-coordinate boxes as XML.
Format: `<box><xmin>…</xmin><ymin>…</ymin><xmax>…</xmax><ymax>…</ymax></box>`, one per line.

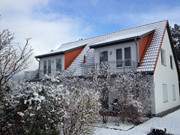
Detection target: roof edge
<box><xmin>166</xmin><ymin>22</ymin><xmax>180</xmax><ymax>90</ymax></box>
<box><xmin>90</xmin><ymin>30</ymin><xmax>155</xmax><ymax>49</ymax></box>
<box><xmin>35</xmin><ymin>45</ymin><xmax>86</xmax><ymax>59</ymax></box>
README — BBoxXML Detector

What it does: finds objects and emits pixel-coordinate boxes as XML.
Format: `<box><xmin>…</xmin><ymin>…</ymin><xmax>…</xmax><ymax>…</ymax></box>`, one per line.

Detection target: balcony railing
<box><xmin>81</xmin><ymin>60</ymin><xmax>138</xmax><ymax>75</ymax></box>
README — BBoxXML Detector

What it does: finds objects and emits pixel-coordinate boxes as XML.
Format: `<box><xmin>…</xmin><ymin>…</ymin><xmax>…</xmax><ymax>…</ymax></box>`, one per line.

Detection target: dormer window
<box><xmin>56</xmin><ymin>58</ymin><xmax>62</xmax><ymax>72</ymax></box>
<box><xmin>116</xmin><ymin>48</ymin><xmax>122</xmax><ymax>67</ymax></box>
<box><xmin>48</xmin><ymin>60</ymin><xmax>51</xmax><ymax>74</ymax></box>
<box><xmin>100</xmin><ymin>51</ymin><xmax>108</xmax><ymax>64</ymax></box>
<box><xmin>43</xmin><ymin>60</ymin><xmax>47</xmax><ymax>74</ymax></box>
<box><xmin>124</xmin><ymin>47</ymin><xmax>131</xmax><ymax>66</ymax></box>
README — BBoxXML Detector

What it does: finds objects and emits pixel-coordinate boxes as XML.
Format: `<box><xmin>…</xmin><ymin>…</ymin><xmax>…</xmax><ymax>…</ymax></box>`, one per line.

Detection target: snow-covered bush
<box><xmin>0</xmin><ymin>75</ymin><xmax>99</xmax><ymax>135</ymax></box>
<box><xmin>113</xmin><ymin>72</ymin><xmax>152</xmax><ymax>115</ymax></box>
<box><xmin>94</xmin><ymin>70</ymin><xmax>152</xmax><ymax>124</ymax></box>
<box><xmin>119</xmin><ymin>95</ymin><xmax>144</xmax><ymax>124</ymax></box>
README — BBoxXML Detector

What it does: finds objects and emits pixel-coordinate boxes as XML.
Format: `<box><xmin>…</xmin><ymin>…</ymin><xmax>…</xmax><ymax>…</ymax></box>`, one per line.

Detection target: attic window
<box><xmin>161</xmin><ymin>49</ymin><xmax>166</xmax><ymax>66</ymax></box>
<box><xmin>83</xmin><ymin>55</ymin><xmax>86</xmax><ymax>63</ymax></box>
<box><xmin>170</xmin><ymin>55</ymin><xmax>173</xmax><ymax>69</ymax></box>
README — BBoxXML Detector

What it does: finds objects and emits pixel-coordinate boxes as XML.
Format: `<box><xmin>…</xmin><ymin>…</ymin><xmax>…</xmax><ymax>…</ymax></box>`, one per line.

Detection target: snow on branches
<box><xmin>92</xmin><ymin>70</ymin><xmax>153</xmax><ymax>124</ymax></box>
<box><xmin>1</xmin><ymin>75</ymin><xmax>100</xmax><ymax>135</ymax></box>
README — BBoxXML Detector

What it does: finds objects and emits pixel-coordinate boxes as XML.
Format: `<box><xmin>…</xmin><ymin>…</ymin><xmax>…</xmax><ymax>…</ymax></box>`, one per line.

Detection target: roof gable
<box><xmin>136</xmin><ymin>20</ymin><xmax>167</xmax><ymax>72</ymax></box>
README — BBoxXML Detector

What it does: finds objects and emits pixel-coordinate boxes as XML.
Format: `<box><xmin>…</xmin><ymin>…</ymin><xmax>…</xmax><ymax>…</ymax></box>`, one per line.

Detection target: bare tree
<box><xmin>0</xmin><ymin>29</ymin><xmax>32</xmax><ymax>95</ymax></box>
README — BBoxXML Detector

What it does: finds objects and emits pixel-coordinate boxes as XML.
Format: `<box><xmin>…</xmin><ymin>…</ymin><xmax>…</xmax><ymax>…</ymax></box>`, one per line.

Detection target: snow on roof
<box><xmin>90</xmin><ymin>29</ymin><xmax>154</xmax><ymax>48</ymax></box>
<box><xmin>136</xmin><ymin>21</ymin><xmax>167</xmax><ymax>72</ymax></box>
<box><xmin>54</xmin><ymin>20</ymin><xmax>166</xmax><ymax>52</ymax></box>
<box><xmin>36</xmin><ymin>20</ymin><xmax>167</xmax><ymax>72</ymax></box>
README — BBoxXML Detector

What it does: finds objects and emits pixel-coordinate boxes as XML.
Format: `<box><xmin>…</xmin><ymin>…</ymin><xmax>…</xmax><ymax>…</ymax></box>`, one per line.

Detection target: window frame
<box><xmin>116</xmin><ymin>48</ymin><xmax>123</xmax><ymax>68</ymax></box>
<box><xmin>162</xmin><ymin>84</ymin><xmax>168</xmax><ymax>103</ymax></box>
<box><xmin>170</xmin><ymin>55</ymin><xmax>173</xmax><ymax>69</ymax></box>
<box><xmin>56</xmin><ymin>58</ymin><xmax>62</xmax><ymax>72</ymax></box>
<box><xmin>161</xmin><ymin>49</ymin><xmax>166</xmax><ymax>66</ymax></box>
<box><xmin>43</xmin><ymin>60</ymin><xmax>47</xmax><ymax>75</ymax></box>
<box><xmin>48</xmin><ymin>59</ymin><xmax>51</xmax><ymax>74</ymax></box>
<box><xmin>99</xmin><ymin>51</ymin><xmax>108</xmax><ymax>63</ymax></box>
<box><xmin>172</xmin><ymin>84</ymin><xmax>176</xmax><ymax>101</ymax></box>
<box><xmin>124</xmin><ymin>47</ymin><xmax>132</xmax><ymax>67</ymax></box>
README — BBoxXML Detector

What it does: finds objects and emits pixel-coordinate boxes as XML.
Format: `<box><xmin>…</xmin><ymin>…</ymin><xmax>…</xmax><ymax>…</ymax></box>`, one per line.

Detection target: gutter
<box><xmin>90</xmin><ymin>36</ymin><xmax>140</xmax><ymax>49</ymax></box>
<box><xmin>90</xmin><ymin>30</ymin><xmax>155</xmax><ymax>49</ymax></box>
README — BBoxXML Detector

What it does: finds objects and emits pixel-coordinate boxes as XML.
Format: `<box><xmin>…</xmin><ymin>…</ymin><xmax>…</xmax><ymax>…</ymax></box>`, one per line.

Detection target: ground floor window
<box><xmin>172</xmin><ymin>84</ymin><xmax>176</xmax><ymax>101</ymax></box>
<box><xmin>162</xmin><ymin>84</ymin><xmax>168</xmax><ymax>103</ymax></box>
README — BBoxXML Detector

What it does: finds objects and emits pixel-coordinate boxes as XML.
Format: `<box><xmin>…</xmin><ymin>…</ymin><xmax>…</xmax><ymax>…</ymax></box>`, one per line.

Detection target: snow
<box><xmin>94</xmin><ymin>109</ymin><xmax>180</xmax><ymax>135</ymax></box>
<box><xmin>17</xmin><ymin>112</ymin><xmax>24</xmax><ymax>117</ymax></box>
<box><xmin>90</xmin><ymin>29</ymin><xmax>154</xmax><ymax>47</ymax></box>
<box><xmin>95</xmin><ymin>122</ymin><xmax>134</xmax><ymax>131</ymax></box>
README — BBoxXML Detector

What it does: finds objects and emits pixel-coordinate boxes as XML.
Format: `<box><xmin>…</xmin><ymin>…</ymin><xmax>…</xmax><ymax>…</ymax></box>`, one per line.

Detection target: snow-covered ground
<box><xmin>94</xmin><ymin>109</ymin><xmax>180</xmax><ymax>135</ymax></box>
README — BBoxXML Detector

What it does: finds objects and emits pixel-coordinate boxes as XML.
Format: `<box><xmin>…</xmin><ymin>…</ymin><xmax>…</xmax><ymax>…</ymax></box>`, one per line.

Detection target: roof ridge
<box><xmin>60</xmin><ymin>20</ymin><xmax>168</xmax><ymax>46</ymax></box>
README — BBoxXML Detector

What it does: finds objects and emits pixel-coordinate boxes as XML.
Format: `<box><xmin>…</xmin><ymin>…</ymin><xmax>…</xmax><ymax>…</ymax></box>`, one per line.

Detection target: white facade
<box><xmin>153</xmin><ymin>30</ymin><xmax>180</xmax><ymax>114</ymax></box>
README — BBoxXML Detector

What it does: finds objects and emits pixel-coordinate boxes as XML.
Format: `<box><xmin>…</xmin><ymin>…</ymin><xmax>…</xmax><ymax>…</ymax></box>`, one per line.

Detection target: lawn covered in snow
<box><xmin>94</xmin><ymin>109</ymin><xmax>180</xmax><ymax>135</ymax></box>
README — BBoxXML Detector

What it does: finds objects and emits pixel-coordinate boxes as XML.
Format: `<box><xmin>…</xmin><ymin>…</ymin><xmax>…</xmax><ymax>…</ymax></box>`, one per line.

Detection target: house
<box><xmin>35</xmin><ymin>20</ymin><xmax>180</xmax><ymax>116</ymax></box>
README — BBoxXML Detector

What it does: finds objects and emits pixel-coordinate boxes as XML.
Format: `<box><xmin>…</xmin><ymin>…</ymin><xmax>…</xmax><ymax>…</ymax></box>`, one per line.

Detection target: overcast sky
<box><xmin>0</xmin><ymin>0</ymin><xmax>180</xmax><ymax>70</ymax></box>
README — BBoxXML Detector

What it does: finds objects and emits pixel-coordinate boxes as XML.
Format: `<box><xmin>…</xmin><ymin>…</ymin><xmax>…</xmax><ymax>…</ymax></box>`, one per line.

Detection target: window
<box><xmin>100</xmin><ymin>51</ymin><xmax>108</xmax><ymax>69</ymax></box>
<box><xmin>100</xmin><ymin>51</ymin><xmax>108</xmax><ymax>63</ymax></box>
<box><xmin>83</xmin><ymin>55</ymin><xmax>86</xmax><ymax>63</ymax></box>
<box><xmin>56</xmin><ymin>58</ymin><xmax>62</xmax><ymax>72</ymax></box>
<box><xmin>116</xmin><ymin>49</ymin><xmax>123</xmax><ymax>67</ymax></box>
<box><xmin>161</xmin><ymin>49</ymin><xmax>166</xmax><ymax>66</ymax></box>
<box><xmin>43</xmin><ymin>60</ymin><xmax>47</xmax><ymax>74</ymax></box>
<box><xmin>48</xmin><ymin>60</ymin><xmax>51</xmax><ymax>74</ymax></box>
<box><xmin>124</xmin><ymin>47</ymin><xmax>131</xmax><ymax>66</ymax></box>
<box><xmin>162</xmin><ymin>84</ymin><xmax>168</xmax><ymax>103</ymax></box>
<box><xmin>170</xmin><ymin>55</ymin><xmax>173</xmax><ymax>69</ymax></box>
<box><xmin>172</xmin><ymin>85</ymin><xmax>176</xmax><ymax>101</ymax></box>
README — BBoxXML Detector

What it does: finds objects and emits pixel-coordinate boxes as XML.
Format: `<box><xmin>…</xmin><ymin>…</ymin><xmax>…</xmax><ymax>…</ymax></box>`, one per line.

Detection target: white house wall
<box><xmin>153</xmin><ymin>29</ymin><xmax>180</xmax><ymax>114</ymax></box>
<box><xmin>39</xmin><ymin>54</ymin><xmax>64</xmax><ymax>77</ymax></box>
